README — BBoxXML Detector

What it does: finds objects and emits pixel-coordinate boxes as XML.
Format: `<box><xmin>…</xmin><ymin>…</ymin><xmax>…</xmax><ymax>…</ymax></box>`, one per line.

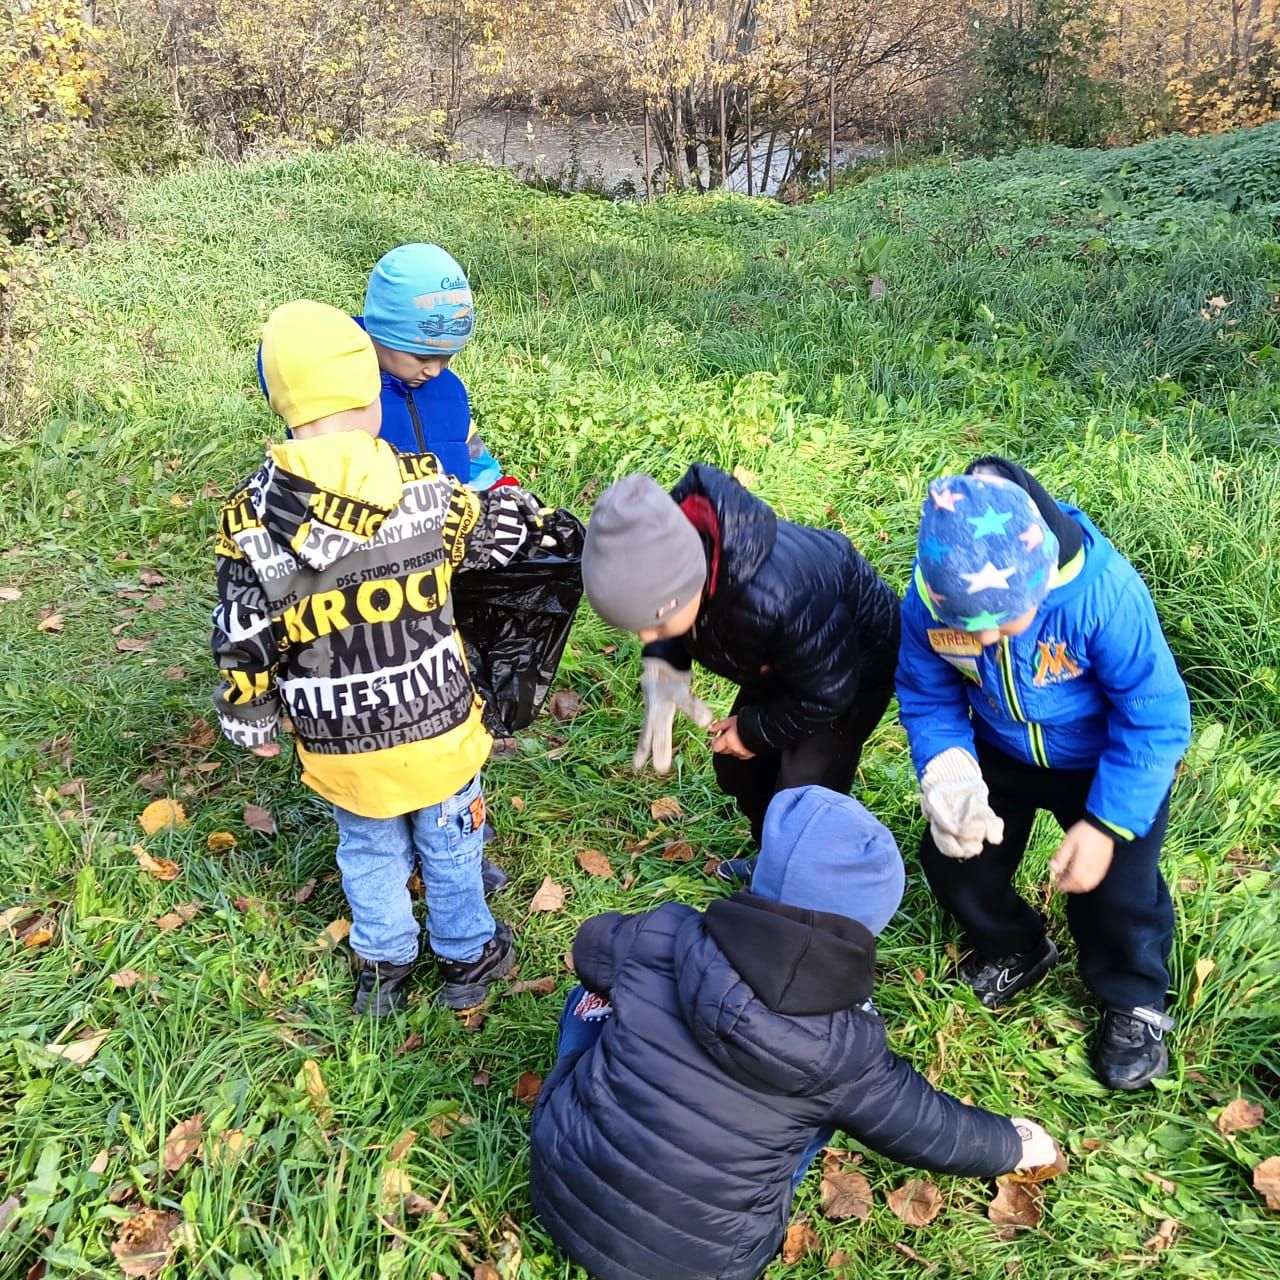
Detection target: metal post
<box><xmin>719</xmin><ymin>87</ymin><xmax>727</xmax><ymax>189</ymax></box>
<box><xmin>828</xmin><ymin>75</ymin><xmax>836</xmax><ymax>195</ymax></box>
<box><xmin>745</xmin><ymin>89</ymin><xmax>753</xmax><ymax>196</ymax></box>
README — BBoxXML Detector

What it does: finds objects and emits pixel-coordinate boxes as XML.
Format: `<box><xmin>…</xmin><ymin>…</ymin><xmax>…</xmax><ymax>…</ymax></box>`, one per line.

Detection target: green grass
<box><xmin>1</xmin><ymin>126</ymin><xmax>1278</xmax><ymax>1279</ymax></box>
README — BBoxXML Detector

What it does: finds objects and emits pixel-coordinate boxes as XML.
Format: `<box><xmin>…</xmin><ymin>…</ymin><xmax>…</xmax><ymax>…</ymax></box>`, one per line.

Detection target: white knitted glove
<box><xmin>1010</xmin><ymin>1118</ymin><xmax>1059</xmax><ymax>1171</ymax></box>
<box><xmin>920</xmin><ymin>747</ymin><xmax>1005</xmax><ymax>860</ymax></box>
<box><xmin>633</xmin><ymin>658</ymin><xmax>713</xmax><ymax>774</ymax></box>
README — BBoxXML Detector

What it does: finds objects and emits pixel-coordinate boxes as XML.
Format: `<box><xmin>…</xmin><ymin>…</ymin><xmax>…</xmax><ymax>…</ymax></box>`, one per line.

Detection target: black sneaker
<box><xmin>481</xmin><ymin>856</ymin><xmax>510</xmax><ymax>897</ymax></box>
<box><xmin>434</xmin><ymin>921</ymin><xmax>515</xmax><ymax>1010</ymax></box>
<box><xmin>958</xmin><ymin>937</ymin><xmax>1059</xmax><ymax>1009</ymax></box>
<box><xmin>353</xmin><ymin>959</ymin><xmax>416</xmax><ymax>1017</ymax></box>
<box><xmin>1093</xmin><ymin>1005</ymin><xmax>1174</xmax><ymax>1091</ymax></box>
<box><xmin>713</xmin><ymin>856</ymin><xmax>757</xmax><ymax>886</ymax></box>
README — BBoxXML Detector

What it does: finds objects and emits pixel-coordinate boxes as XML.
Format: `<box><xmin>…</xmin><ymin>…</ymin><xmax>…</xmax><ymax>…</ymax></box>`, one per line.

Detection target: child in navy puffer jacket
<box><xmin>529</xmin><ymin>786</ymin><xmax>1056</xmax><ymax>1280</ymax></box>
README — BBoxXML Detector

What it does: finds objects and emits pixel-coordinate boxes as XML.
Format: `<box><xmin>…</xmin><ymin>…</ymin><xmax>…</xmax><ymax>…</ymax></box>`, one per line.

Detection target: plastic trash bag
<box><xmin>454</xmin><ymin>506</ymin><xmax>584</xmax><ymax>735</ymax></box>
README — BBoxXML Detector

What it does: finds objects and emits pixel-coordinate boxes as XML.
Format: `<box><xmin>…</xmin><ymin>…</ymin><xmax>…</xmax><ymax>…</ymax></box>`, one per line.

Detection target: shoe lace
<box><xmin>1105</xmin><ymin>1011</ymin><xmax>1148</xmax><ymax>1048</ymax></box>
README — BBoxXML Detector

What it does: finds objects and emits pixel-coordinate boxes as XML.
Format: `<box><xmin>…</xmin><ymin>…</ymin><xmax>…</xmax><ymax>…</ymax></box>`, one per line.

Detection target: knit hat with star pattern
<box><xmin>916</xmin><ymin>472</ymin><xmax>1059</xmax><ymax>632</ymax></box>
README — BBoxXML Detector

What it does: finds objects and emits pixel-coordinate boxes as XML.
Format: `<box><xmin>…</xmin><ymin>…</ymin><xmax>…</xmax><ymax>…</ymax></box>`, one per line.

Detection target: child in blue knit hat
<box><xmin>529</xmin><ymin>785</ymin><xmax>1056</xmax><ymax>1280</ymax></box>
<box><xmin>896</xmin><ymin>457</ymin><xmax>1191</xmax><ymax>1090</ymax></box>
<box><xmin>359</xmin><ymin>242</ymin><xmax>505</xmax><ymax>489</ymax></box>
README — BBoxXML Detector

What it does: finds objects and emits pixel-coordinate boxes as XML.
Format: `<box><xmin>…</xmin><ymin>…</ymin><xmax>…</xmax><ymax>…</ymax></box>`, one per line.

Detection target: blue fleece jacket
<box><xmin>896</xmin><ymin>505</ymin><xmax>1190</xmax><ymax>840</ymax></box>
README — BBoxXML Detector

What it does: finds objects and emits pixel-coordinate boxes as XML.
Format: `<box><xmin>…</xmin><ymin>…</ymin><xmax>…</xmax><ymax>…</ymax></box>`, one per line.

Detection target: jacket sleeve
<box><xmin>443</xmin><ymin>483</ymin><xmax>538</xmax><ymax>571</ymax></box>
<box><xmin>826</xmin><ymin>1018</ymin><xmax>1023</xmax><ymax>1177</ymax></box>
<box><xmin>734</xmin><ymin>600</ymin><xmax>860</xmax><ymax>754</ymax></box>
<box><xmin>1083</xmin><ymin>577</ymin><xmax>1191</xmax><ymax>839</ymax></box>
<box><xmin>211</xmin><ymin>542</ymin><xmax>284</xmax><ymax>749</ymax></box>
<box><xmin>571</xmin><ymin>912</ymin><xmax>647</xmax><ymax>997</ymax></box>
<box><xmin>895</xmin><ymin>577</ymin><xmax>978</xmax><ymax>776</ymax></box>
<box><xmin>466</xmin><ymin>421</ymin><xmax>504</xmax><ymax>491</ymax></box>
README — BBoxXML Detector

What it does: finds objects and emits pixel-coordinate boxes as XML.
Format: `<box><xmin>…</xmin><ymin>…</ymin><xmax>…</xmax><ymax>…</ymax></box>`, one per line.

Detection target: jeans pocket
<box><xmin>439</xmin><ymin>774</ymin><xmax>485</xmax><ymax>851</ymax></box>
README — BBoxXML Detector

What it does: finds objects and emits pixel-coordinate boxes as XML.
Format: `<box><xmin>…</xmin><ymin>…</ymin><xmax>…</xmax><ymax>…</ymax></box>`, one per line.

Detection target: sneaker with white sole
<box><xmin>957</xmin><ymin>936</ymin><xmax>1059</xmax><ymax>1009</ymax></box>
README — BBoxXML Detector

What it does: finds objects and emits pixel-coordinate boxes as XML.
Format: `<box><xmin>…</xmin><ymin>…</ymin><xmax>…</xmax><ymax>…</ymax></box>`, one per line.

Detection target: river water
<box><xmin>453</xmin><ymin>109</ymin><xmax>881</xmax><ymax>198</ymax></box>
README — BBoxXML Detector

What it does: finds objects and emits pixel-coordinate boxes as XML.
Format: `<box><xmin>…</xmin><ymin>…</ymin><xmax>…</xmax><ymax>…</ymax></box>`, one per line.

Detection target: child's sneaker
<box><xmin>435</xmin><ymin>921</ymin><xmax>515</xmax><ymax>1009</ymax></box>
<box><xmin>353</xmin><ymin>959</ymin><xmax>417</xmax><ymax>1017</ymax></box>
<box><xmin>1093</xmin><ymin>1005</ymin><xmax>1173</xmax><ymax>1091</ymax></box>
<box><xmin>958</xmin><ymin>937</ymin><xmax>1059</xmax><ymax>1008</ymax></box>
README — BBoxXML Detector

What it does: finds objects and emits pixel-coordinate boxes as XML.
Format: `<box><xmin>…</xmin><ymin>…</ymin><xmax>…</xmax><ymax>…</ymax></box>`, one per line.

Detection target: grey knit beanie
<box><xmin>583</xmin><ymin>474</ymin><xmax>707</xmax><ymax>631</ymax></box>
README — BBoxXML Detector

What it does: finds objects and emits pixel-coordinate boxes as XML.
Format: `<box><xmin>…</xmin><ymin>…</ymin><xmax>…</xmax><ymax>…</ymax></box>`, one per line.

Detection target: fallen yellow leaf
<box><xmin>45</xmin><ymin>1031</ymin><xmax>108</xmax><ymax>1065</ymax></box>
<box><xmin>316</xmin><ymin>918</ymin><xmax>351</xmax><ymax>949</ymax></box>
<box><xmin>206</xmin><ymin>831</ymin><xmax>237</xmax><ymax>853</ymax></box>
<box><xmin>139</xmin><ymin>799</ymin><xmax>187</xmax><ymax>835</ymax></box>
<box><xmin>133</xmin><ymin>844</ymin><xmax>181</xmax><ymax>881</ymax></box>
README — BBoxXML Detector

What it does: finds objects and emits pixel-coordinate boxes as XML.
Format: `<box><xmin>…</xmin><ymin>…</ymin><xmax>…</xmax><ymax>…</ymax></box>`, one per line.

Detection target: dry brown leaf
<box><xmin>22</xmin><ymin>922</ymin><xmax>54</xmax><ymax>949</ymax></box>
<box><xmin>162</xmin><ymin>1114</ymin><xmax>205</xmax><ymax>1173</ymax></box>
<box><xmin>293</xmin><ymin>877</ymin><xmax>318</xmax><ymax>904</ymax></box>
<box><xmin>1080</xmin><ymin>1138</ymin><xmax>1103</xmax><ymax>1152</ymax></box>
<box><xmin>1253</xmin><ymin>1156</ymin><xmax>1280</xmax><ymax>1210</ymax></box>
<box><xmin>133</xmin><ymin>845</ymin><xmax>181</xmax><ymax>881</ymax></box>
<box><xmin>1190</xmin><ymin>956</ymin><xmax>1214</xmax><ymax>1006</ymax></box>
<box><xmin>316</xmin><ymin>918</ymin><xmax>351</xmax><ymax>949</ymax></box>
<box><xmin>529</xmin><ymin>876</ymin><xmax>567</xmax><ymax>912</ymax></box>
<box><xmin>650</xmin><ymin>796</ymin><xmax>683</xmax><ymax>822</ymax></box>
<box><xmin>144</xmin><ymin>594</ymin><xmax>168</xmax><ymax>613</ymax></box>
<box><xmin>185</xmin><ymin>717</ymin><xmax>215</xmax><ymax>748</ymax></box>
<box><xmin>472</xmin><ymin>1069</ymin><xmax>491</xmax><ymax>1086</ymax></box>
<box><xmin>111</xmin><ymin>1208</ymin><xmax>182</xmax><ymax>1278</ymax></box>
<box><xmin>661</xmin><ymin>840</ymin><xmax>696</xmax><ymax>862</ymax></box>
<box><xmin>509</xmin><ymin>795</ymin><xmax>525</xmax><ymax>812</ymax></box>
<box><xmin>548</xmin><ymin>689</ymin><xmax>582</xmax><ymax>720</ymax></box>
<box><xmin>474</xmin><ymin>1266</ymin><xmax>501</xmax><ymax>1280</ymax></box>
<box><xmin>1144</xmin><ymin>1218</ymin><xmax>1180</xmax><ymax>1252</ymax></box>
<box><xmin>562</xmin><ymin>950</ymin><xmax>575</xmax><ymax>972</ymax></box>
<box><xmin>139</xmin><ymin>799</ymin><xmax>187</xmax><ymax>835</ymax></box>
<box><xmin>116</xmin><ymin>636</ymin><xmax>153</xmax><ymax>654</ymax></box>
<box><xmin>575</xmin><ymin>849</ymin><xmax>613</xmax><ymax>877</ymax></box>
<box><xmin>514</xmin><ymin>1072</ymin><xmax>543</xmax><ymax>1106</ymax></box>
<box><xmin>887</xmin><ymin>1178</ymin><xmax>943</xmax><ymax>1227</ymax></box>
<box><xmin>244</xmin><ymin>803</ymin><xmax>276</xmax><ymax>835</ymax></box>
<box><xmin>155</xmin><ymin>902</ymin><xmax>200</xmax><ymax>932</ymax></box>
<box><xmin>911</xmin><ymin>966</ymin><xmax>926</xmax><ymax>985</ymax></box>
<box><xmin>988</xmin><ymin>1180</ymin><xmax>1043</xmax><ymax>1234</ymax></box>
<box><xmin>88</xmin><ymin>1149</ymin><xmax>111</xmax><ymax>1176</ymax></box>
<box><xmin>301</xmin><ymin>1059</ymin><xmax>331</xmax><ymax>1122</ymax></box>
<box><xmin>136</xmin><ymin>771</ymin><xmax>166</xmax><ymax>794</ymax></box>
<box><xmin>36</xmin><ymin>611</ymin><xmax>64</xmax><ymax>633</ymax></box>
<box><xmin>1142</xmin><ymin>1171</ymin><xmax>1177</xmax><ymax>1196</ymax></box>
<box><xmin>110</xmin><ymin>969</ymin><xmax>148</xmax><ymax>989</ymax></box>
<box><xmin>164</xmin><ymin>666</ymin><xmax>186</xmax><ymax>681</ymax></box>
<box><xmin>1217</xmin><ymin>1098</ymin><xmax>1265</xmax><ymax>1135</ymax></box>
<box><xmin>781</xmin><ymin>1219</ymin><xmax>819</xmax><ymax>1264</ymax></box>
<box><xmin>507</xmin><ymin>975</ymin><xmax>557</xmax><ymax>998</ymax></box>
<box><xmin>204</xmin><ymin>1129</ymin><xmax>251</xmax><ymax>1165</ymax></box>
<box><xmin>388</xmin><ymin>1129</ymin><xmax>417</xmax><ymax>1163</ymax></box>
<box><xmin>828</xmin><ymin>1251</ymin><xmax>852</xmax><ymax>1271</ymax></box>
<box><xmin>206</xmin><ymin>831</ymin><xmax>236</xmax><ymax>853</ymax></box>
<box><xmin>140</xmin><ymin>568</ymin><xmax>166</xmax><ymax>586</ymax></box>
<box><xmin>0</xmin><ymin>906</ymin><xmax>38</xmax><ymax>935</ymax></box>
<box><xmin>44</xmin><ymin>1031</ymin><xmax>108</xmax><ymax>1065</ymax></box>
<box><xmin>394</xmin><ymin>1033</ymin><xmax>424</xmax><ymax>1058</ymax></box>
<box><xmin>1003</xmin><ymin>1147</ymin><xmax>1068</xmax><ymax>1185</ymax></box>
<box><xmin>428</xmin><ymin>1110</ymin><xmax>473</xmax><ymax>1140</ymax></box>
<box><xmin>820</xmin><ymin>1167</ymin><xmax>873</xmax><ymax>1222</ymax></box>
<box><xmin>0</xmin><ymin>586</ymin><xmax>21</xmax><ymax>602</ymax></box>
<box><xmin>461</xmin><ymin>1007</ymin><xmax>487</xmax><ymax>1030</ymax></box>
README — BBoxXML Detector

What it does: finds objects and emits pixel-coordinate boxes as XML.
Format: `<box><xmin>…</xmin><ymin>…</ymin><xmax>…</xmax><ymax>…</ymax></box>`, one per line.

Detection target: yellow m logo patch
<box><xmin>1033</xmin><ymin>641</ymin><xmax>1082</xmax><ymax>687</ymax></box>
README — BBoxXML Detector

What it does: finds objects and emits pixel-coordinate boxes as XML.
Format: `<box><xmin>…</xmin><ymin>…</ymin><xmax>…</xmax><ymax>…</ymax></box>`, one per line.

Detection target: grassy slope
<box><xmin>1</xmin><ymin>125</ymin><xmax>1278</xmax><ymax>1279</ymax></box>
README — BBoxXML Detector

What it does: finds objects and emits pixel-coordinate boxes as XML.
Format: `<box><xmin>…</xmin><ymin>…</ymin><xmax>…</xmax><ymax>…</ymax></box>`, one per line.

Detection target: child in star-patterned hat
<box><xmin>895</xmin><ymin>457</ymin><xmax>1191</xmax><ymax>1092</ymax></box>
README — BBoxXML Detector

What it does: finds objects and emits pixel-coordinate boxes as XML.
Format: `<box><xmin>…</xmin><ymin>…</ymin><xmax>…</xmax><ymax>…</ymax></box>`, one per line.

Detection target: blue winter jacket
<box><xmin>896</xmin><ymin>505</ymin><xmax>1190</xmax><ymax>840</ymax></box>
<box><xmin>256</xmin><ymin>320</ymin><xmax>501</xmax><ymax>487</ymax></box>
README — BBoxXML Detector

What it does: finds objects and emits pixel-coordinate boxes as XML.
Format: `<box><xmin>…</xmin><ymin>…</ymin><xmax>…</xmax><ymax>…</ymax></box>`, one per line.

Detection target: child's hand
<box><xmin>250</xmin><ymin>743</ymin><xmax>281</xmax><ymax>758</ymax></box>
<box><xmin>1009</xmin><ymin>1118</ymin><xmax>1058</xmax><ymax>1170</ymax></box>
<box><xmin>709</xmin><ymin>716</ymin><xmax>755</xmax><ymax>760</ymax></box>
<box><xmin>1050</xmin><ymin>821</ymin><xmax>1114</xmax><ymax>893</ymax></box>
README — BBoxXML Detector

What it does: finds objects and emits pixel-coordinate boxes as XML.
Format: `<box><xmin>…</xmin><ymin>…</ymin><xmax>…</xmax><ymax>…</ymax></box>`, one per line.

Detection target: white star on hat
<box><xmin>960</xmin><ymin>561</ymin><xmax>1017</xmax><ymax>593</ymax></box>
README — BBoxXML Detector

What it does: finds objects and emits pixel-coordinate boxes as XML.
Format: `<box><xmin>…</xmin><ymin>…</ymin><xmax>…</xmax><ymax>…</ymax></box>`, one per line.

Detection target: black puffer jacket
<box><xmin>529</xmin><ymin>895</ymin><xmax>1021</xmax><ymax>1280</ymax></box>
<box><xmin>644</xmin><ymin>464</ymin><xmax>900</xmax><ymax>754</ymax></box>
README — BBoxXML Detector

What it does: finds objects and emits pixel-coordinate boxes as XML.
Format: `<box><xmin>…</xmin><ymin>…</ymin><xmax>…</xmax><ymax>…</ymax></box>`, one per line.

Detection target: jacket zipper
<box><xmin>997</xmin><ymin>637</ymin><xmax>1049</xmax><ymax>767</ymax></box>
<box><xmin>405</xmin><ymin>389</ymin><xmax>428</xmax><ymax>452</ymax></box>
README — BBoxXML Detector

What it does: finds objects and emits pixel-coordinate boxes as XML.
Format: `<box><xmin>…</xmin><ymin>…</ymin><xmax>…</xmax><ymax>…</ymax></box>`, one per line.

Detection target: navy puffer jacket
<box><xmin>645</xmin><ymin>464</ymin><xmax>900</xmax><ymax>754</ymax></box>
<box><xmin>529</xmin><ymin>895</ymin><xmax>1021</xmax><ymax>1280</ymax></box>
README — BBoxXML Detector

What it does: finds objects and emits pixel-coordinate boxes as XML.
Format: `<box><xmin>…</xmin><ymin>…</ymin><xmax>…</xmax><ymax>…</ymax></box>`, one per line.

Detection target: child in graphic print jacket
<box><xmin>212</xmin><ymin>301</ymin><xmax>542</xmax><ymax>1015</ymax></box>
<box><xmin>896</xmin><ymin>457</ymin><xmax>1191</xmax><ymax>1091</ymax></box>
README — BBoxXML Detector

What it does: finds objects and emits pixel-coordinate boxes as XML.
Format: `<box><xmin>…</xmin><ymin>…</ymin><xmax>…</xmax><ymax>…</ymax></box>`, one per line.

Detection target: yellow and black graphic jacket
<box><xmin>212</xmin><ymin>432</ymin><xmax>536</xmax><ymax>818</ymax></box>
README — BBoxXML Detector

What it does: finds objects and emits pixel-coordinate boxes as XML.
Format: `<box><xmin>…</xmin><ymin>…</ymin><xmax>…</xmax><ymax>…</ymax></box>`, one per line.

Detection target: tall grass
<box><xmin>0</xmin><ymin>132</ymin><xmax>1277</xmax><ymax>1279</ymax></box>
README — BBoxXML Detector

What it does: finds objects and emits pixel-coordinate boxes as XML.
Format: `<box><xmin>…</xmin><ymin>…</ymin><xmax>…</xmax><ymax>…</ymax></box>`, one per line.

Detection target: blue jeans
<box><xmin>333</xmin><ymin>774</ymin><xmax>494</xmax><ymax>965</ymax></box>
<box><xmin>555</xmin><ymin>987</ymin><xmax>833</xmax><ymax>1191</ymax></box>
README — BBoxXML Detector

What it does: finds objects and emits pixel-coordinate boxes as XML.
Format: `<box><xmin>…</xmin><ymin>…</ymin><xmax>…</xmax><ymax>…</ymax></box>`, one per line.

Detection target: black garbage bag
<box><xmin>453</xmin><ymin>506</ymin><xmax>585</xmax><ymax>736</ymax></box>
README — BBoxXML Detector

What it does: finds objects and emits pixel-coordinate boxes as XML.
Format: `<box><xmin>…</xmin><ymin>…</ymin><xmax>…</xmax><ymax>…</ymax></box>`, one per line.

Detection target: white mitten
<box><xmin>1009</xmin><ymin>1118</ymin><xmax>1059</xmax><ymax>1170</ymax></box>
<box><xmin>633</xmin><ymin>657</ymin><xmax>713</xmax><ymax>774</ymax></box>
<box><xmin>920</xmin><ymin>747</ymin><xmax>1005</xmax><ymax>859</ymax></box>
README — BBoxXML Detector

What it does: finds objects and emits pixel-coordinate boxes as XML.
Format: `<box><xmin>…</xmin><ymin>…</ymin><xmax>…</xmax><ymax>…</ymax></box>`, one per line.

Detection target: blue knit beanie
<box><xmin>751</xmin><ymin>787</ymin><xmax>905</xmax><ymax>937</ymax></box>
<box><xmin>364</xmin><ymin>243</ymin><xmax>474</xmax><ymax>354</ymax></box>
<box><xmin>916</xmin><ymin>473</ymin><xmax>1059</xmax><ymax>632</ymax></box>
